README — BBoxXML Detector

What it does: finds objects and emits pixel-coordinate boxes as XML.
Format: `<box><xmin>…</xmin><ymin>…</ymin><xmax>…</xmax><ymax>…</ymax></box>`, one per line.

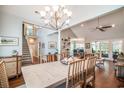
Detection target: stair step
<box><xmin>22</xmin><ymin>62</ymin><xmax>32</xmax><ymax>66</ymax></box>
<box><xmin>22</xmin><ymin>52</ymin><xmax>30</xmax><ymax>53</ymax></box>
<box><xmin>22</xmin><ymin>48</ymin><xmax>29</xmax><ymax>50</ymax></box>
<box><xmin>22</xmin><ymin>56</ymin><xmax>31</xmax><ymax>58</ymax></box>
<box><xmin>22</xmin><ymin>54</ymin><xmax>30</xmax><ymax>57</ymax></box>
<box><xmin>22</xmin><ymin>56</ymin><xmax>31</xmax><ymax>59</ymax></box>
<box><xmin>22</xmin><ymin>52</ymin><xmax>30</xmax><ymax>54</ymax></box>
<box><xmin>22</xmin><ymin>51</ymin><xmax>30</xmax><ymax>54</ymax></box>
<box><xmin>23</xmin><ymin>49</ymin><xmax>29</xmax><ymax>51</ymax></box>
<box><xmin>23</xmin><ymin>46</ymin><xmax>29</xmax><ymax>48</ymax></box>
<box><xmin>23</xmin><ymin>46</ymin><xmax>28</xmax><ymax>47</ymax></box>
<box><xmin>23</xmin><ymin>52</ymin><xmax>30</xmax><ymax>54</ymax></box>
<box><xmin>22</xmin><ymin>48</ymin><xmax>29</xmax><ymax>49</ymax></box>
<box><xmin>22</xmin><ymin>61</ymin><xmax>32</xmax><ymax>64</ymax></box>
<box><xmin>23</xmin><ymin>55</ymin><xmax>30</xmax><ymax>57</ymax></box>
<box><xmin>22</xmin><ymin>55</ymin><xmax>31</xmax><ymax>57</ymax></box>
<box><xmin>22</xmin><ymin>53</ymin><xmax>30</xmax><ymax>56</ymax></box>
<box><xmin>22</xmin><ymin>57</ymin><xmax>31</xmax><ymax>60</ymax></box>
<box><xmin>22</xmin><ymin>58</ymin><xmax>31</xmax><ymax>60</ymax></box>
<box><xmin>23</xmin><ymin>48</ymin><xmax>29</xmax><ymax>49</ymax></box>
<box><xmin>22</xmin><ymin>50</ymin><xmax>30</xmax><ymax>52</ymax></box>
<box><xmin>22</xmin><ymin>60</ymin><xmax>32</xmax><ymax>62</ymax></box>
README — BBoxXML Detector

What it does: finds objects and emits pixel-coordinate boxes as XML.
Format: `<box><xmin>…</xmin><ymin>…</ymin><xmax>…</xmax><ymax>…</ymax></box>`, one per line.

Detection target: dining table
<box><xmin>21</xmin><ymin>61</ymin><xmax>68</xmax><ymax>88</ymax></box>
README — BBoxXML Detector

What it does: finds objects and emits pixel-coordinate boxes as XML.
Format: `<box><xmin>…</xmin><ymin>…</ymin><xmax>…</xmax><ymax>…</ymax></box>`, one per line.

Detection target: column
<box><xmin>122</xmin><ymin>40</ymin><xmax>124</xmax><ymax>53</ymax></box>
<box><xmin>109</xmin><ymin>41</ymin><xmax>113</xmax><ymax>60</ymax></box>
<box><xmin>58</xmin><ymin>30</ymin><xmax>61</xmax><ymax>60</ymax></box>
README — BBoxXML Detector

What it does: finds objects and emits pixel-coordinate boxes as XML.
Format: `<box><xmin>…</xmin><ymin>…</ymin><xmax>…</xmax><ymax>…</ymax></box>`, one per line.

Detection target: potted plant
<box><xmin>12</xmin><ymin>50</ymin><xmax>18</xmax><ymax>56</ymax></box>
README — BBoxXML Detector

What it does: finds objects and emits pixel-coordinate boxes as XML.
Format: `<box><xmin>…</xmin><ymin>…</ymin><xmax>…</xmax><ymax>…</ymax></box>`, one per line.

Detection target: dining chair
<box><xmin>84</xmin><ymin>53</ymin><xmax>94</xmax><ymax>60</ymax></box>
<box><xmin>114</xmin><ymin>62</ymin><xmax>124</xmax><ymax>81</ymax></box>
<box><xmin>41</xmin><ymin>54</ymin><xmax>57</xmax><ymax>63</ymax></box>
<box><xmin>66</xmin><ymin>59</ymin><xmax>85</xmax><ymax>88</ymax></box>
<box><xmin>84</xmin><ymin>56</ymin><xmax>97</xmax><ymax>88</ymax></box>
<box><xmin>0</xmin><ymin>60</ymin><xmax>9</xmax><ymax>88</ymax></box>
<box><xmin>41</xmin><ymin>55</ymin><xmax>47</xmax><ymax>63</ymax></box>
<box><xmin>95</xmin><ymin>53</ymin><xmax>105</xmax><ymax>69</ymax></box>
<box><xmin>0</xmin><ymin>60</ymin><xmax>26</xmax><ymax>88</ymax></box>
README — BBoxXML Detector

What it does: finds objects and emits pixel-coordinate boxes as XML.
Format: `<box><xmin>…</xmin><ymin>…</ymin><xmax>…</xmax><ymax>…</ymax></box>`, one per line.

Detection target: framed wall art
<box><xmin>0</xmin><ymin>36</ymin><xmax>19</xmax><ymax>46</ymax></box>
<box><xmin>85</xmin><ymin>43</ymin><xmax>90</xmax><ymax>49</ymax></box>
<box><xmin>48</xmin><ymin>41</ymin><xmax>57</xmax><ymax>49</ymax></box>
<box><xmin>41</xmin><ymin>43</ymin><xmax>45</xmax><ymax>48</ymax></box>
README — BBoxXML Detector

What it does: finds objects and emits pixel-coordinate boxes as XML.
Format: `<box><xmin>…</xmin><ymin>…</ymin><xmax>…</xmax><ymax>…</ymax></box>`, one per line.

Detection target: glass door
<box><xmin>91</xmin><ymin>41</ymin><xmax>109</xmax><ymax>58</ymax></box>
<box><xmin>70</xmin><ymin>39</ymin><xmax>85</xmax><ymax>56</ymax></box>
<box><xmin>100</xmin><ymin>41</ymin><xmax>109</xmax><ymax>58</ymax></box>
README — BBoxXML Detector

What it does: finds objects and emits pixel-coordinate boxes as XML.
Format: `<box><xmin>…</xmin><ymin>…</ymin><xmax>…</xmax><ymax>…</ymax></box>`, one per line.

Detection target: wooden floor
<box><xmin>9</xmin><ymin>61</ymin><xmax>124</xmax><ymax>88</ymax></box>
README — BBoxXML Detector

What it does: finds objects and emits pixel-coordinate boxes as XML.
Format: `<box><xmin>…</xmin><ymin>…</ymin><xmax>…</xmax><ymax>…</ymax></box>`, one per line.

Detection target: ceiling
<box><xmin>0</xmin><ymin>5</ymin><xmax>123</xmax><ymax>29</ymax></box>
<box><xmin>70</xmin><ymin>7</ymin><xmax>124</xmax><ymax>41</ymax></box>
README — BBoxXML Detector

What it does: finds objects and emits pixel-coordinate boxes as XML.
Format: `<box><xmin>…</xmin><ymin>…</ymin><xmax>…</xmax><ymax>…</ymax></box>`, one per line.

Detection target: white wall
<box><xmin>37</xmin><ymin>28</ymin><xmax>58</xmax><ymax>55</ymax></box>
<box><xmin>61</xmin><ymin>28</ymin><xmax>77</xmax><ymax>40</ymax></box>
<box><xmin>47</xmin><ymin>33</ymin><xmax>58</xmax><ymax>54</ymax></box>
<box><xmin>0</xmin><ymin>11</ymin><xmax>23</xmax><ymax>56</ymax></box>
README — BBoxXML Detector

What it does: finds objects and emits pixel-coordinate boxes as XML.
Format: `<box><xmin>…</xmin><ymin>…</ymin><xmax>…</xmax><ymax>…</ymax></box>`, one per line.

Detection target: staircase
<box><xmin>22</xmin><ymin>36</ymin><xmax>32</xmax><ymax>66</ymax></box>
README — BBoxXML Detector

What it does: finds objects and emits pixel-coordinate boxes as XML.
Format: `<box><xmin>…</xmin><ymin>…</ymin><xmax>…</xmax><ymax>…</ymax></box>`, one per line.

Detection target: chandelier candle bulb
<box><xmin>44</xmin><ymin>19</ymin><xmax>50</xmax><ymax>24</ymax></box>
<box><xmin>112</xmin><ymin>24</ymin><xmax>115</xmax><ymax>27</ymax></box>
<box><xmin>63</xmin><ymin>9</ymin><xmax>68</xmax><ymax>14</ymax></box>
<box><xmin>65</xmin><ymin>19</ymin><xmax>70</xmax><ymax>25</ymax></box>
<box><xmin>53</xmin><ymin>6</ymin><xmax>59</xmax><ymax>11</ymax></box>
<box><xmin>45</xmin><ymin>6</ymin><xmax>50</xmax><ymax>12</ymax></box>
<box><xmin>67</xmin><ymin>11</ymin><xmax>72</xmax><ymax>17</ymax></box>
<box><xmin>50</xmin><ymin>12</ymin><xmax>53</xmax><ymax>17</ymax></box>
<box><xmin>40</xmin><ymin>11</ymin><xmax>46</xmax><ymax>17</ymax></box>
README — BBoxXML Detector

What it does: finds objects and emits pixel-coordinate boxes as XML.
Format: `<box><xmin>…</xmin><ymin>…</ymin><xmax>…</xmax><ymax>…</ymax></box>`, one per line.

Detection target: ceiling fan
<box><xmin>96</xmin><ymin>16</ymin><xmax>115</xmax><ymax>32</ymax></box>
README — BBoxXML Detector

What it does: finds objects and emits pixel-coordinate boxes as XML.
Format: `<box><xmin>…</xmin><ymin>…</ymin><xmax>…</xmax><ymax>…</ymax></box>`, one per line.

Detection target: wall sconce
<box><xmin>29</xmin><ymin>38</ymin><xmax>35</xmax><ymax>44</ymax></box>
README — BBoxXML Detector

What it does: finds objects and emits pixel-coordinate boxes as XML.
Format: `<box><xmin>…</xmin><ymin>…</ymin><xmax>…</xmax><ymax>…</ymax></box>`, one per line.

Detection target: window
<box><xmin>100</xmin><ymin>41</ymin><xmax>109</xmax><ymax>57</ymax></box>
<box><xmin>27</xmin><ymin>25</ymin><xmax>33</xmax><ymax>36</ymax></box>
<box><xmin>24</xmin><ymin>23</ymin><xmax>36</xmax><ymax>36</ymax></box>
<box><xmin>70</xmin><ymin>39</ymin><xmax>85</xmax><ymax>56</ymax></box>
<box><xmin>91</xmin><ymin>41</ymin><xmax>109</xmax><ymax>57</ymax></box>
<box><xmin>112</xmin><ymin>40</ymin><xmax>123</xmax><ymax>53</ymax></box>
<box><xmin>91</xmin><ymin>41</ymin><xmax>100</xmax><ymax>53</ymax></box>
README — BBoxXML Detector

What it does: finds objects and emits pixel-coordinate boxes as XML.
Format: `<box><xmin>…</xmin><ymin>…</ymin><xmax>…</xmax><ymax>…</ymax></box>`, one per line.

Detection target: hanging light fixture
<box><xmin>35</xmin><ymin>5</ymin><xmax>72</xmax><ymax>30</ymax></box>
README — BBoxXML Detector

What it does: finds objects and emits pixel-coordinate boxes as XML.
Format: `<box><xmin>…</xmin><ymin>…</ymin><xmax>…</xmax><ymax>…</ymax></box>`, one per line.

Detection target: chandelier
<box><xmin>35</xmin><ymin>5</ymin><xmax>72</xmax><ymax>30</ymax></box>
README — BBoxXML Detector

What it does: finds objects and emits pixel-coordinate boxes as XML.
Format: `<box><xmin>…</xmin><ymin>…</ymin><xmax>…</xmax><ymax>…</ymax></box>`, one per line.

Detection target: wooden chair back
<box><xmin>47</xmin><ymin>54</ymin><xmax>57</xmax><ymax>62</ymax></box>
<box><xmin>84</xmin><ymin>53</ymin><xmax>94</xmax><ymax>60</ymax></box>
<box><xmin>66</xmin><ymin>59</ymin><xmax>85</xmax><ymax>88</ymax></box>
<box><xmin>84</xmin><ymin>56</ymin><xmax>97</xmax><ymax>87</ymax></box>
<box><xmin>94</xmin><ymin>53</ymin><xmax>100</xmax><ymax>59</ymax></box>
<box><xmin>86</xmin><ymin>56</ymin><xmax>97</xmax><ymax>77</ymax></box>
<box><xmin>41</xmin><ymin>54</ymin><xmax>57</xmax><ymax>63</ymax></box>
<box><xmin>0</xmin><ymin>60</ymin><xmax>9</xmax><ymax>88</ymax></box>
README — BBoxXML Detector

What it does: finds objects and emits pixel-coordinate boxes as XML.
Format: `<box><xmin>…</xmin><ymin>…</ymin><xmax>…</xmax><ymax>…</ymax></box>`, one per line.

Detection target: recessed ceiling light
<box><xmin>80</xmin><ymin>24</ymin><xmax>84</xmax><ymax>27</ymax></box>
<box><xmin>112</xmin><ymin>24</ymin><xmax>115</xmax><ymax>27</ymax></box>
